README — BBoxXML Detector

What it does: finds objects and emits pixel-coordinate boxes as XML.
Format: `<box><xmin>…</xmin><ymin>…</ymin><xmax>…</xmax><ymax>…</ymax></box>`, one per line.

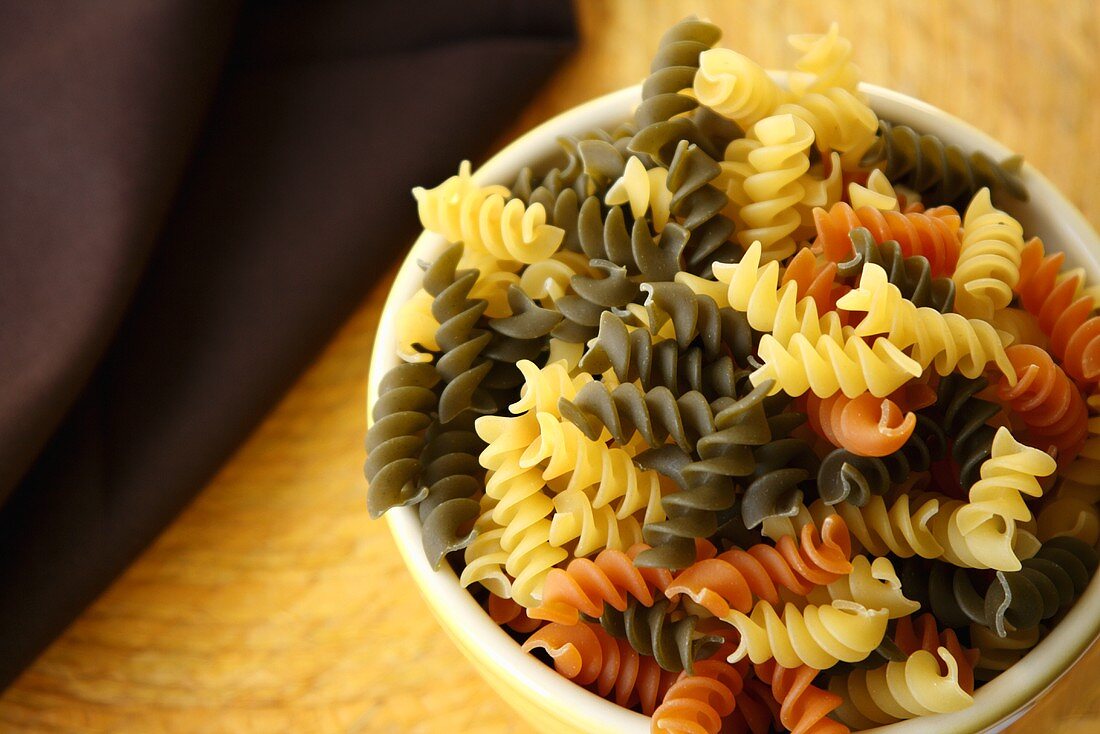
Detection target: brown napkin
<box><xmin>0</xmin><ymin>0</ymin><xmax>575</xmax><ymax>688</ymax></box>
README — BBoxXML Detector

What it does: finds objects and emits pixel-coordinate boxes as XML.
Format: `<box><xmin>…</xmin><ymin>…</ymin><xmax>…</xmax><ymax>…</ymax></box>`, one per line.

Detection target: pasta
<box><xmin>652</xmin><ymin>659</ymin><xmax>746</xmax><ymax>734</ymax></box>
<box><xmin>599</xmin><ymin>598</ymin><xmax>724</xmax><ymax>674</ymax></box>
<box><xmin>952</xmin><ymin>187</ymin><xmax>1027</xmax><ymax>320</ymax></box>
<box><xmin>1014</xmin><ymin>236</ymin><xmax>1100</xmax><ymax>387</ymax></box>
<box><xmin>693</xmin><ymin>48</ymin><xmax>788</xmax><ymax>130</ymax></box>
<box><xmin>993</xmin><ymin>344</ymin><xmax>1088</xmax><ymax>465</ymax></box>
<box><xmin>813</xmin><ymin>201</ymin><xmax>962</xmax><ymax>277</ymax></box>
<box><xmin>836</xmin><ymin>262</ymin><xmax>1015</xmax><ymax>381</ymax></box>
<box><xmin>753</xmin><ymin>660</ymin><xmax>848</xmax><ymax>734</ymax></box>
<box><xmin>365</xmin><ymin>362</ymin><xmax>438</xmax><ymax>518</ymax></box>
<box><xmin>414</xmin><ymin>160</ymin><xmax>565</xmax><ymax>264</ymax></box>
<box><xmin>523</xmin><ymin>621</ymin><xmax>678</xmax><ymax>715</ymax></box>
<box><xmin>723</xmin><ymin>599</ymin><xmax>889</xmax><ymax>669</ymax></box>
<box><xmin>828</xmin><ymin>647</ymin><xmax>973</xmax><ymax>728</ymax></box>
<box><xmin>417</xmin><ymin>414</ymin><xmax>486</xmax><ymax>568</ymax></box>
<box><xmin>362</xmin><ymin>17</ymin><xmax>1100</xmax><ymax>734</ymax></box>
<box><xmin>727</xmin><ymin>114</ymin><xmax>815</xmax><ymax>262</ymax></box>
<box><xmin>861</xmin><ymin>120</ymin><xmax>1028</xmax><ymax>207</ymax></box>
<box><xmin>664</xmin><ymin>516</ymin><xmax>852</xmax><ymax>616</ymax></box>
<box><xmin>835</xmin><ymin>227</ymin><xmax>955</xmax><ymax>313</ymax></box>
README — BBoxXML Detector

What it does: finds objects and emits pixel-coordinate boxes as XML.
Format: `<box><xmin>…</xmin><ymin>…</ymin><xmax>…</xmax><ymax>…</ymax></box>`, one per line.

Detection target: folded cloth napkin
<box><xmin>0</xmin><ymin>0</ymin><xmax>575</xmax><ymax>688</ymax></box>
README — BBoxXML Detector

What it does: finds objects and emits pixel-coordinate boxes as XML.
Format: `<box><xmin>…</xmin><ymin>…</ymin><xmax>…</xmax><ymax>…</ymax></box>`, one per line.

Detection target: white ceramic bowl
<box><xmin>368</xmin><ymin>81</ymin><xmax>1100</xmax><ymax>734</ymax></box>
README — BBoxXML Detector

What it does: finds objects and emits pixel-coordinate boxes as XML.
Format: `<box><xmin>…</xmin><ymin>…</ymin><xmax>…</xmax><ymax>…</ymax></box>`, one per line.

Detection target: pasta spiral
<box><xmin>861</xmin><ymin>120</ymin><xmax>1028</xmax><ymax>207</ymax></box>
<box><xmin>580</xmin><ymin>310</ymin><xmax>747</xmax><ymax>399</ymax></box>
<box><xmin>606</xmin><ymin>155</ymin><xmax>674</xmax><ymax>230</ymax></box>
<box><xmin>522</xmin><ymin>621</ymin><xmax>678</xmax><ymax>716</ymax></box>
<box><xmin>706</xmin><ymin>241</ymin><xmax>838</xmax><ymax>345</ymax></box>
<box><xmin>787</xmin><ymin>23</ymin><xmax>862</xmax><ymax>98</ymax></box>
<box><xmin>727</xmin><ymin>114</ymin><xmax>815</xmax><ymax>262</ymax></box>
<box><xmin>634</xmin><ymin>382</ymin><xmax>778</xmax><ymax>569</ymax></box>
<box><xmin>1014</xmin><ymin>236</ymin><xmax>1100</xmax><ymax>387</ymax></box>
<box><xmin>750</xmin><ymin>328</ymin><xmax>922</xmax><ymax>399</ymax></box>
<box><xmin>413</xmin><ymin>160</ymin><xmax>565</xmax><ymax>263</ymax></box>
<box><xmin>416</xmin><ymin>415</ymin><xmax>485</xmax><ymax>568</ymax></box>
<box><xmin>599</xmin><ymin>598</ymin><xmax>724</xmax><ymax>674</ymax></box>
<box><xmin>560</xmin><ymin>381</ymin><xmax>724</xmax><ymax>452</ymax></box>
<box><xmin>476</xmin><ymin>412</ymin><xmax>566</xmax><ymax>605</ymax></box>
<box><xmin>666</xmin><ymin>140</ymin><xmax>740</xmax><ymax>272</ymax></box>
<box><xmin>753</xmin><ymin>660</ymin><xmax>848</xmax><ymax>734</ymax></box>
<box><xmin>952</xmin><ymin>187</ymin><xmax>1027</xmax><ymax>320</ymax></box>
<box><xmin>423</xmin><ymin>244</ymin><xmax>514</xmax><ymax>421</ymax></box>
<box><xmin>364</xmin><ymin>362</ymin><xmax>438</xmax><ymax>518</ymax></box>
<box><xmin>774</xmin><ymin>88</ymin><xmax>877</xmax><ymax>166</ymax></box>
<box><xmin>578</xmin><ymin>193</ymin><xmax>690</xmax><ymax>283</ymax></box>
<box><xmin>723</xmin><ymin>599</ymin><xmax>889</xmax><ymax>669</ymax></box>
<box><xmin>994</xmin><ymin>344</ymin><xmax>1088</xmax><ymax>465</ymax></box>
<box><xmin>652</xmin><ymin>659</ymin><xmax>746</xmax><ymax>734</ymax></box>
<box><xmin>812</xmin><ymin>201</ymin><xmax>962</xmax><ymax>277</ymax></box>
<box><xmin>837</xmin><ymin>262</ymin><xmax>1016</xmax><ymax>381</ymax></box>
<box><xmin>892</xmin><ymin>614</ymin><xmax>978</xmax><ymax>694</ymax></box>
<box><xmin>532</xmin><ymin>544</ymin><xmax>676</xmax><ymax>625</ymax></box>
<box><xmin>780</xmin><ymin>246</ymin><xmax>844</xmax><ymax>315</ymax></box>
<box><xmin>836</xmin><ymin>227</ymin><xmax>955</xmax><ymax>313</ymax></box>
<box><xmin>815</xmin><ymin>413</ymin><xmax>946</xmax><ymax>506</ymax></box>
<box><xmin>461</xmin><ymin>502</ymin><xmax>513</xmax><ymax>598</ymax></box>
<box><xmin>665</xmin><ymin>516</ymin><xmax>853</xmax><ymax>616</ymax></box>
<box><xmin>900</xmin><ymin>536</ymin><xmax>1098</xmax><ymax>637</ymax></box>
<box><xmin>552</xmin><ymin>258</ymin><xmax>640</xmax><ymax>344</ymax></box>
<box><xmin>693</xmin><ymin>48</ymin><xmax>787</xmax><ymax>130</ymax></box>
<box><xmin>806</xmin><ymin>555</ymin><xmax>921</xmax><ymax>620</ymax></box>
<box><xmin>828</xmin><ymin>647</ymin><xmax>974</xmax><ymax>728</ymax></box>
<box><xmin>806</xmin><ymin>392</ymin><xmax>917</xmax><ymax>458</ymax></box>
<box><xmin>548</xmin><ymin>486</ymin><xmax>646</xmax><ymax>557</ymax></box>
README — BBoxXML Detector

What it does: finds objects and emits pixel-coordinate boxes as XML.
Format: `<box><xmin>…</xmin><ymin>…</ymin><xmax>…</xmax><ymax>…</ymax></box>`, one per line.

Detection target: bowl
<box><xmin>367</xmin><ymin>79</ymin><xmax>1100</xmax><ymax>734</ymax></box>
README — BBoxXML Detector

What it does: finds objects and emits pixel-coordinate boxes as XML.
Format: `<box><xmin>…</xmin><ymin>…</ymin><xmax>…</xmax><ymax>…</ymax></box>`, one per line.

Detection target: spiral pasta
<box><xmin>994</xmin><ymin>344</ymin><xmax>1088</xmax><ymax>465</ymax></box>
<box><xmin>775</xmin><ymin>89</ymin><xmax>877</xmax><ymax>168</ymax></box>
<box><xmin>417</xmin><ymin>415</ymin><xmax>485</xmax><ymax>568</ymax></box>
<box><xmin>837</xmin><ymin>262</ymin><xmax>1015</xmax><ymax>381</ymax></box>
<box><xmin>952</xmin><ymin>187</ymin><xmax>1027</xmax><ymax>320</ymax></box>
<box><xmin>751</xmin><ymin>329</ymin><xmax>922</xmax><ymax>399</ymax></box>
<box><xmin>532</xmin><ymin>544</ymin><xmax>675</xmax><ymax>625</ymax></box>
<box><xmin>599</xmin><ymin>598</ymin><xmax>724</xmax><ymax>674</ymax></box>
<box><xmin>475</xmin><ymin>412</ymin><xmax>566</xmax><ymax>605</ymax></box>
<box><xmin>1014</xmin><ymin>236</ymin><xmax>1100</xmax><ymax>387</ymax></box>
<box><xmin>665</xmin><ymin>516</ymin><xmax>852</xmax><ymax>617</ymax></box>
<box><xmin>605</xmin><ymin>155</ymin><xmax>674</xmax><ymax>230</ymax></box>
<box><xmin>522</xmin><ymin>621</ymin><xmax>678</xmax><ymax>715</ymax></box>
<box><xmin>652</xmin><ymin>659</ymin><xmax>746</xmax><ymax>734</ymax></box>
<box><xmin>828</xmin><ymin>646</ymin><xmax>973</xmax><ymax>728</ymax></box>
<box><xmin>583</xmin><ymin>195</ymin><xmax>646</xmax><ymax>260</ymax></box>
<box><xmin>693</xmin><ymin>48</ymin><xmax>788</xmax><ymax>130</ymax></box>
<box><xmin>861</xmin><ymin>120</ymin><xmax>1028</xmax><ymax>207</ymax></box>
<box><xmin>813</xmin><ymin>201</ymin><xmax>962</xmax><ymax>277</ymax></box>
<box><xmin>414</xmin><ymin>160</ymin><xmax>565</xmax><ymax>263</ymax></box>
<box><xmin>780</xmin><ymin>246</ymin><xmax>844</xmax><ymax>315</ymax></box>
<box><xmin>364</xmin><ymin>362</ymin><xmax>438</xmax><ymax>518</ymax></box>
<box><xmin>723</xmin><ymin>599</ymin><xmax>889</xmax><ymax>669</ymax></box>
<box><xmin>754</xmin><ymin>660</ymin><xmax>848</xmax><ymax>734</ymax></box>
<box><xmin>806</xmin><ymin>392</ymin><xmax>917</xmax><ymax>458</ymax></box>
<box><xmin>787</xmin><ymin>23</ymin><xmax>862</xmax><ymax>98</ymax></box>
<box><xmin>726</xmin><ymin>115</ymin><xmax>815</xmax><ymax>262</ymax></box>
<box><xmin>805</xmin><ymin>555</ymin><xmax>921</xmax><ymax>619</ymax></box>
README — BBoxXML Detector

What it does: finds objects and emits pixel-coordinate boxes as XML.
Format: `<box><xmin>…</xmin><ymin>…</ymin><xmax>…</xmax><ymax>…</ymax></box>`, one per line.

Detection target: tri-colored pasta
<box><xmin>365</xmin><ymin>16</ymin><xmax>1098</xmax><ymax>734</ymax></box>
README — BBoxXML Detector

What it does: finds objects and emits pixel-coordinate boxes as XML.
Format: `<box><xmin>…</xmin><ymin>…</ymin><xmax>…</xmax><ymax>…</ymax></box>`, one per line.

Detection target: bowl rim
<box><xmin>369</xmin><ymin>79</ymin><xmax>1100</xmax><ymax>734</ymax></box>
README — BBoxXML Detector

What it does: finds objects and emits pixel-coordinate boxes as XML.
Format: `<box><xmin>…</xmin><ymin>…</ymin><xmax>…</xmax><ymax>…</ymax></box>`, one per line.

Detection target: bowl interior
<box><xmin>369</xmin><ymin>80</ymin><xmax>1100</xmax><ymax>734</ymax></box>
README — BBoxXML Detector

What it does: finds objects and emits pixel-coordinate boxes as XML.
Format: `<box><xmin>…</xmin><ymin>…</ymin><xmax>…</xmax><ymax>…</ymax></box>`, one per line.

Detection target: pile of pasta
<box><xmin>366</xmin><ymin>18</ymin><xmax>1100</xmax><ymax>734</ymax></box>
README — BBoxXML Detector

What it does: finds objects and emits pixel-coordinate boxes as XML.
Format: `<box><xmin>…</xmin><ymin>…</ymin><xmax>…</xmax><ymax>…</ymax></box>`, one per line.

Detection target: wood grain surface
<box><xmin>2</xmin><ymin>1</ymin><xmax>1099</xmax><ymax>731</ymax></box>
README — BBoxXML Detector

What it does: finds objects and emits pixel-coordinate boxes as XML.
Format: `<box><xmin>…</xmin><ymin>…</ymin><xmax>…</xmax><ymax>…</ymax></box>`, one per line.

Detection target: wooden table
<box><xmin>2</xmin><ymin>1</ymin><xmax>1099</xmax><ymax>731</ymax></box>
